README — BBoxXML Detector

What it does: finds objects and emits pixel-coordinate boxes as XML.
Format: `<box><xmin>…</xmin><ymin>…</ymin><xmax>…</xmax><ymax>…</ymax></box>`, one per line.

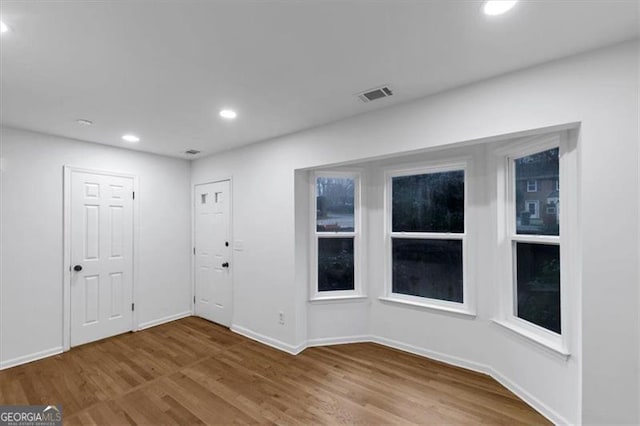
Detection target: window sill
<box><xmin>491</xmin><ymin>319</ymin><xmax>570</xmax><ymax>359</ymax></box>
<box><xmin>309</xmin><ymin>295</ymin><xmax>368</xmax><ymax>304</ymax></box>
<box><xmin>378</xmin><ymin>297</ymin><xmax>476</xmax><ymax>318</ymax></box>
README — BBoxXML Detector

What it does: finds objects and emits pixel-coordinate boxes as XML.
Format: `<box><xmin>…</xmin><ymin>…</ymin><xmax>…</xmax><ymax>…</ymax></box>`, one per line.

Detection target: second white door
<box><xmin>194</xmin><ymin>180</ymin><xmax>232</xmax><ymax>326</ymax></box>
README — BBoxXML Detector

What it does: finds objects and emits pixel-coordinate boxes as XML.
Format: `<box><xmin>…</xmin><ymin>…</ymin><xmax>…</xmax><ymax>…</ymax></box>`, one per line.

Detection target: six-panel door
<box><xmin>70</xmin><ymin>171</ymin><xmax>134</xmax><ymax>346</ymax></box>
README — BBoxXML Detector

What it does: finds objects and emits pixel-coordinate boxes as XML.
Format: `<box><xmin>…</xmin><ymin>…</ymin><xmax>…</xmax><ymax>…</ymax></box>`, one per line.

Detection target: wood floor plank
<box><xmin>0</xmin><ymin>317</ymin><xmax>550</xmax><ymax>425</ymax></box>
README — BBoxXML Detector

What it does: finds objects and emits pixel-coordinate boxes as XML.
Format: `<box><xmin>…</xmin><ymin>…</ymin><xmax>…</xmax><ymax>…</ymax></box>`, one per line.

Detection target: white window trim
<box><xmin>381</xmin><ymin>159</ymin><xmax>475</xmax><ymax>316</ymax></box>
<box><xmin>309</xmin><ymin>170</ymin><xmax>364</xmax><ymax>301</ymax></box>
<box><xmin>495</xmin><ymin>132</ymin><xmax>574</xmax><ymax>357</ymax></box>
<box><xmin>526</xmin><ymin>179</ymin><xmax>538</xmax><ymax>192</ymax></box>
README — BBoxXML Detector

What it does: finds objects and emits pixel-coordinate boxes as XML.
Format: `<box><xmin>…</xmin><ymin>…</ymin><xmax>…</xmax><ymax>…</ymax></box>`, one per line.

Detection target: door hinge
<box><xmin>131</xmin><ymin>303</ymin><xmax>135</xmax><ymax>311</ymax></box>
<box><xmin>193</xmin><ymin>296</ymin><xmax>196</xmax><ymax>304</ymax></box>
<box><xmin>132</xmin><ymin>191</ymin><xmax>135</xmax><ymax>200</ymax></box>
<box><xmin>193</xmin><ymin>247</ymin><xmax>196</xmax><ymax>255</ymax></box>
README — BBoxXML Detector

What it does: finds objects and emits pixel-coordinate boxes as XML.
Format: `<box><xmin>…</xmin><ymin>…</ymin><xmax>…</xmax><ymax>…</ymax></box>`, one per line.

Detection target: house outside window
<box><xmin>525</xmin><ymin>200</ymin><xmax>540</xmax><ymax>219</ymax></box>
<box><xmin>517</xmin><ymin>156</ymin><xmax>559</xmax><ymax>235</ymax></box>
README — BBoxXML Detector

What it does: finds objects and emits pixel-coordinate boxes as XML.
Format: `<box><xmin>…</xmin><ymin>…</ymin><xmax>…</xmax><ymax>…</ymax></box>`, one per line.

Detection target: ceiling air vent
<box><xmin>357</xmin><ymin>85</ymin><xmax>393</xmax><ymax>103</ymax></box>
<box><xmin>184</xmin><ymin>149</ymin><xmax>201</xmax><ymax>155</ymax></box>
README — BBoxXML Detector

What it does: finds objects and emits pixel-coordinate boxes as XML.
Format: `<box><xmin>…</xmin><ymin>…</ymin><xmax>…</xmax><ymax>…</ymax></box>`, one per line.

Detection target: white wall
<box><xmin>192</xmin><ymin>40</ymin><xmax>639</xmax><ymax>424</ymax></box>
<box><xmin>0</xmin><ymin>127</ymin><xmax>192</xmax><ymax>367</ymax></box>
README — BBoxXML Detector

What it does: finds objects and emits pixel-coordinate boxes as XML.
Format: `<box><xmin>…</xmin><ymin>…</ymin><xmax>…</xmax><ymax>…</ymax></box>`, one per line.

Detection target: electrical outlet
<box><xmin>278</xmin><ymin>311</ymin><xmax>285</xmax><ymax>325</ymax></box>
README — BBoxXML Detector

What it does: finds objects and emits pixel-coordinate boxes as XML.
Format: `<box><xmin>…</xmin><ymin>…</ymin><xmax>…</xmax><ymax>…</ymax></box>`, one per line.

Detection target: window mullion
<box><xmin>316</xmin><ymin>232</ymin><xmax>356</xmax><ymax>238</ymax></box>
<box><xmin>510</xmin><ymin>235</ymin><xmax>560</xmax><ymax>245</ymax></box>
<box><xmin>391</xmin><ymin>232</ymin><xmax>465</xmax><ymax>240</ymax></box>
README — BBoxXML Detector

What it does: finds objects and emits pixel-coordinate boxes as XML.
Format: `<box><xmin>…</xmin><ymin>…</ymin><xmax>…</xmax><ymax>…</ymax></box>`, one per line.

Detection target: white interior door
<box><xmin>70</xmin><ymin>171</ymin><xmax>134</xmax><ymax>347</ymax></box>
<box><xmin>194</xmin><ymin>180</ymin><xmax>232</xmax><ymax>326</ymax></box>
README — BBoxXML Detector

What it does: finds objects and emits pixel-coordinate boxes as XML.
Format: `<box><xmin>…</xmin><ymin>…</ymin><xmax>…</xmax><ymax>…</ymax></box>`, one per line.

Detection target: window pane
<box><xmin>392</xmin><ymin>170</ymin><xmax>464</xmax><ymax>233</ymax></box>
<box><xmin>392</xmin><ymin>238</ymin><xmax>463</xmax><ymax>302</ymax></box>
<box><xmin>516</xmin><ymin>243</ymin><xmax>561</xmax><ymax>334</ymax></box>
<box><xmin>316</xmin><ymin>177</ymin><xmax>355</xmax><ymax>232</ymax></box>
<box><xmin>318</xmin><ymin>238</ymin><xmax>354</xmax><ymax>292</ymax></box>
<box><xmin>515</xmin><ymin>148</ymin><xmax>559</xmax><ymax>235</ymax></box>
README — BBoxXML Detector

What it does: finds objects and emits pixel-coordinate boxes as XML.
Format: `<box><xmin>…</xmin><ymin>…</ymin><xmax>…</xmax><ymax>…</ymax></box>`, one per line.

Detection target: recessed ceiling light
<box><xmin>122</xmin><ymin>134</ymin><xmax>140</xmax><ymax>143</ymax></box>
<box><xmin>219</xmin><ymin>109</ymin><xmax>237</xmax><ymax>120</ymax></box>
<box><xmin>76</xmin><ymin>119</ymin><xmax>93</xmax><ymax>126</ymax></box>
<box><xmin>484</xmin><ymin>1</ymin><xmax>518</xmax><ymax>16</ymax></box>
<box><xmin>0</xmin><ymin>21</ymin><xmax>10</xmax><ymax>34</ymax></box>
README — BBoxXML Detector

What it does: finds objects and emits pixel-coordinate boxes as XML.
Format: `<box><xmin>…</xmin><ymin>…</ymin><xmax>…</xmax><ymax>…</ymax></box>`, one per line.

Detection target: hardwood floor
<box><xmin>0</xmin><ymin>317</ymin><xmax>549</xmax><ymax>425</ymax></box>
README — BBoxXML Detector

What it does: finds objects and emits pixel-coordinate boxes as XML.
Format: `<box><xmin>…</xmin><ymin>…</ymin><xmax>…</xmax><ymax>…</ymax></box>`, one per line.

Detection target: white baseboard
<box><xmin>240</xmin><ymin>331</ymin><xmax>566</xmax><ymax>425</ymax></box>
<box><xmin>230</xmin><ymin>325</ymin><xmax>305</xmax><ymax>355</ymax></box>
<box><xmin>369</xmin><ymin>335</ymin><xmax>566</xmax><ymax>425</ymax></box>
<box><xmin>0</xmin><ymin>346</ymin><xmax>63</xmax><ymax>370</ymax></box>
<box><xmin>489</xmin><ymin>367</ymin><xmax>569</xmax><ymax>426</ymax></box>
<box><xmin>371</xmin><ymin>335</ymin><xmax>492</xmax><ymax>374</ymax></box>
<box><xmin>224</xmin><ymin>328</ymin><xmax>567</xmax><ymax>423</ymax></box>
<box><xmin>306</xmin><ymin>335</ymin><xmax>371</xmax><ymax>348</ymax></box>
<box><xmin>137</xmin><ymin>311</ymin><xmax>192</xmax><ymax>331</ymax></box>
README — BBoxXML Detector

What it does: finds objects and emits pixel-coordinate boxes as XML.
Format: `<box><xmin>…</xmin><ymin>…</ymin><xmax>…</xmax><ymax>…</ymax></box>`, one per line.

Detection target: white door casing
<box><xmin>67</xmin><ymin>169</ymin><xmax>135</xmax><ymax>347</ymax></box>
<box><xmin>194</xmin><ymin>180</ymin><xmax>232</xmax><ymax>327</ymax></box>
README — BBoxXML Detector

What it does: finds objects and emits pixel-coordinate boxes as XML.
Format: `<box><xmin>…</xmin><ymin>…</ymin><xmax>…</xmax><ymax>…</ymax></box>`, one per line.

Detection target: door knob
<box><xmin>221</xmin><ymin>262</ymin><xmax>229</xmax><ymax>268</ymax></box>
<box><xmin>73</xmin><ymin>265</ymin><xmax>83</xmax><ymax>272</ymax></box>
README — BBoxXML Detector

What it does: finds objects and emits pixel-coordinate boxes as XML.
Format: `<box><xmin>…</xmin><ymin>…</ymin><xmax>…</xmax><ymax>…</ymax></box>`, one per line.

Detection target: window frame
<box><xmin>526</xmin><ymin>179</ymin><xmax>538</xmax><ymax>192</ymax></box>
<box><xmin>381</xmin><ymin>160</ymin><xmax>474</xmax><ymax>316</ymax></box>
<box><xmin>494</xmin><ymin>133</ymin><xmax>572</xmax><ymax>356</ymax></box>
<box><xmin>309</xmin><ymin>170</ymin><xmax>364</xmax><ymax>301</ymax></box>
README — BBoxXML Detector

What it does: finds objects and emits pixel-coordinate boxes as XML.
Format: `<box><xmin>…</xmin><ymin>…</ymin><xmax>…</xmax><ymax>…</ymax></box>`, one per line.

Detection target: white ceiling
<box><xmin>1</xmin><ymin>1</ymin><xmax>638</xmax><ymax>159</ymax></box>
